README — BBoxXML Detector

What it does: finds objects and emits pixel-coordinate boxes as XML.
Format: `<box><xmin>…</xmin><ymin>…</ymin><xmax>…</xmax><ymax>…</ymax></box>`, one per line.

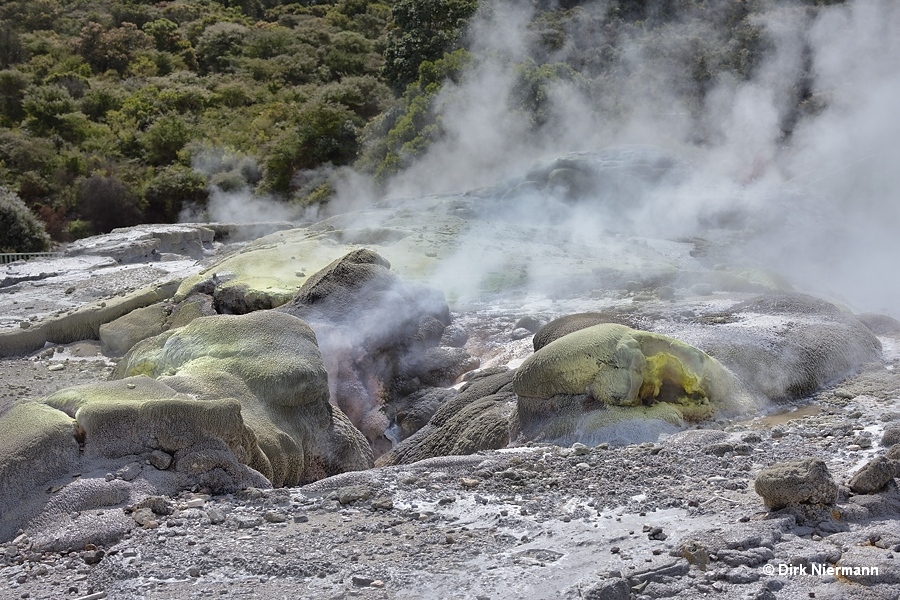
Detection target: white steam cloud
<box><xmin>181</xmin><ymin>1</ymin><xmax>900</xmax><ymax>318</ymax></box>
<box><xmin>368</xmin><ymin>0</ymin><xmax>900</xmax><ymax>317</ymax></box>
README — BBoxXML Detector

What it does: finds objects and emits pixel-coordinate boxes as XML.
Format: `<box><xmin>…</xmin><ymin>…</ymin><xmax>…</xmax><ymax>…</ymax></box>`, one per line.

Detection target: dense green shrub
<box><xmin>382</xmin><ymin>0</ymin><xmax>478</xmax><ymax>91</ymax></box>
<box><xmin>0</xmin><ymin>69</ymin><xmax>27</xmax><ymax>125</ymax></box>
<box><xmin>263</xmin><ymin>101</ymin><xmax>361</xmax><ymax>193</ymax></box>
<box><xmin>0</xmin><ymin>185</ymin><xmax>50</xmax><ymax>252</ymax></box>
<box><xmin>143</xmin><ymin>164</ymin><xmax>208</xmax><ymax>223</ymax></box>
<box><xmin>195</xmin><ymin>22</ymin><xmax>248</xmax><ymax>74</ymax></box>
<box><xmin>76</xmin><ymin>175</ymin><xmax>142</xmax><ymax>234</ymax></box>
<box><xmin>141</xmin><ymin>115</ymin><xmax>192</xmax><ymax>165</ymax></box>
<box><xmin>22</xmin><ymin>84</ymin><xmax>77</xmax><ymax>135</ymax></box>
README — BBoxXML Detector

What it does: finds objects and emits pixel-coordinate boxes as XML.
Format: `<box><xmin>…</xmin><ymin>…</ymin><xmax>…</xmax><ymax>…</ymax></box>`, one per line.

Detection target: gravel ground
<box><xmin>2</xmin><ymin>359</ymin><xmax>899</xmax><ymax>600</ymax></box>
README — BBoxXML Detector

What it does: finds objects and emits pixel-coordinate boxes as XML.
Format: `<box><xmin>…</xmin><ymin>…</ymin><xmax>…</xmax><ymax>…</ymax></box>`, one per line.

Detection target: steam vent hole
<box><xmin>638</xmin><ymin>352</ymin><xmax>711</xmax><ymax>420</ymax></box>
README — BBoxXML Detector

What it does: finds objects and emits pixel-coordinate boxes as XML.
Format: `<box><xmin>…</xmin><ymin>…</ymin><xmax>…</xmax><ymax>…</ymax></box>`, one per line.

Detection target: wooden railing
<box><xmin>0</xmin><ymin>252</ymin><xmax>63</xmax><ymax>265</ymax></box>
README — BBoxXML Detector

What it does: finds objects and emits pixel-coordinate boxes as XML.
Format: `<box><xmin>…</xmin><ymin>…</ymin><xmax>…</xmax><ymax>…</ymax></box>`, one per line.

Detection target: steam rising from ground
<box><xmin>383</xmin><ymin>0</ymin><xmax>900</xmax><ymax>316</ymax></box>
<box><xmin>188</xmin><ymin>1</ymin><xmax>899</xmax><ymax>317</ymax></box>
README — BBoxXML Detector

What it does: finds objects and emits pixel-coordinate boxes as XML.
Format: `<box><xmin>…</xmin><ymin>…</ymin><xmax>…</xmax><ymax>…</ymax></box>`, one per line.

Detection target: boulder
<box><xmin>857</xmin><ymin>312</ymin><xmax>900</xmax><ymax>335</ymax></box>
<box><xmin>754</xmin><ymin>459</ymin><xmax>839</xmax><ymax>509</ymax></box>
<box><xmin>376</xmin><ymin>370</ymin><xmax>516</xmax><ymax>466</ymax></box>
<box><xmin>882</xmin><ymin>425</ymin><xmax>900</xmax><ymax>448</ymax></box>
<box><xmin>848</xmin><ymin>456</ymin><xmax>900</xmax><ymax>495</ymax></box>
<box><xmin>0</xmin><ymin>402</ymin><xmax>80</xmax><ymax>534</ymax></box>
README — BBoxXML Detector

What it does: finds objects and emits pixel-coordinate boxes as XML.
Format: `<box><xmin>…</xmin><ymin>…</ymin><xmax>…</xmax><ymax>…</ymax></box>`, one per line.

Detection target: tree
<box><xmin>0</xmin><ymin>21</ymin><xmax>26</xmax><ymax>68</ymax></box>
<box><xmin>77</xmin><ymin>21</ymin><xmax>152</xmax><ymax>74</ymax></box>
<box><xmin>0</xmin><ymin>186</ymin><xmax>50</xmax><ymax>252</ymax></box>
<box><xmin>141</xmin><ymin>115</ymin><xmax>191</xmax><ymax>166</ymax></box>
<box><xmin>143</xmin><ymin>165</ymin><xmax>208</xmax><ymax>223</ymax></box>
<box><xmin>195</xmin><ymin>22</ymin><xmax>249</xmax><ymax>74</ymax></box>
<box><xmin>264</xmin><ymin>102</ymin><xmax>360</xmax><ymax>193</ymax></box>
<box><xmin>0</xmin><ymin>69</ymin><xmax>27</xmax><ymax>125</ymax></box>
<box><xmin>76</xmin><ymin>175</ymin><xmax>142</xmax><ymax>234</ymax></box>
<box><xmin>382</xmin><ymin>0</ymin><xmax>478</xmax><ymax>91</ymax></box>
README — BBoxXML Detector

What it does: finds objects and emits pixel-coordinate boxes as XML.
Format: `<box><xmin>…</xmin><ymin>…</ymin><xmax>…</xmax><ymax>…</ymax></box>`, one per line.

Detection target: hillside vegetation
<box><xmin>0</xmin><ymin>0</ymin><xmax>840</xmax><ymax>248</ymax></box>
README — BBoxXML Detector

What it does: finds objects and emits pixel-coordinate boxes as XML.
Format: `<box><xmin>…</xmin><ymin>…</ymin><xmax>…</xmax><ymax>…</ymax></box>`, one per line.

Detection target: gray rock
<box><xmin>888</xmin><ymin>444</ymin><xmax>900</xmax><ymax>461</ymax></box>
<box><xmin>754</xmin><ymin>459</ymin><xmax>838</xmax><ymax>509</ymax></box>
<box><xmin>882</xmin><ymin>425</ymin><xmax>900</xmax><ymax>448</ymax></box>
<box><xmin>337</xmin><ymin>485</ymin><xmax>373</xmax><ymax>505</ymax></box>
<box><xmin>148</xmin><ymin>450</ymin><xmax>173</xmax><ymax>470</ymax></box>
<box><xmin>848</xmin><ymin>456</ymin><xmax>900</xmax><ymax>494</ymax></box>
<box><xmin>725</xmin><ymin>565</ymin><xmax>760</xmax><ymax>584</ymax></box>
<box><xmin>582</xmin><ymin>577</ymin><xmax>630</xmax><ymax>600</ymax></box>
<box><xmin>440</xmin><ymin>323</ymin><xmax>469</xmax><ymax>348</ymax></box>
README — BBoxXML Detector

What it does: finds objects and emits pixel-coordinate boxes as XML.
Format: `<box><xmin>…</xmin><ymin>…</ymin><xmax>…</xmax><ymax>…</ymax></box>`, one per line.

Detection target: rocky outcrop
<box><xmin>278</xmin><ymin>249</ymin><xmax>475</xmax><ymax>457</ymax></box>
<box><xmin>532</xmin><ymin>293</ymin><xmax>883</xmax><ymax>403</ymax></box>
<box><xmin>115</xmin><ymin>310</ymin><xmax>372</xmax><ymax>484</ymax></box>
<box><xmin>376</xmin><ymin>369</ymin><xmax>516</xmax><ymax>466</ymax></box>
<box><xmin>513</xmin><ymin>323</ymin><xmax>752</xmax><ymax>444</ymax></box>
<box><xmin>0</xmin><ymin>280</ymin><xmax>180</xmax><ymax>357</ymax></box>
<box><xmin>98</xmin><ymin>293</ymin><xmax>216</xmax><ymax>356</ymax></box>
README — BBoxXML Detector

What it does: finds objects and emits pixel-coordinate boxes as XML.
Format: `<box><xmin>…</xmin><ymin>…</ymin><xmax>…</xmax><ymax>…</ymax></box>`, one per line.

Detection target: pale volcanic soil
<box><xmin>2</xmin><ymin>323</ymin><xmax>900</xmax><ymax>600</ymax></box>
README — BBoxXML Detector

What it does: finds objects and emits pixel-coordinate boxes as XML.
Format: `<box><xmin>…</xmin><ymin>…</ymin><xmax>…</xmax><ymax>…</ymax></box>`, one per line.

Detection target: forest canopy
<box><xmin>0</xmin><ymin>0</ymin><xmax>841</xmax><ymax>248</ymax></box>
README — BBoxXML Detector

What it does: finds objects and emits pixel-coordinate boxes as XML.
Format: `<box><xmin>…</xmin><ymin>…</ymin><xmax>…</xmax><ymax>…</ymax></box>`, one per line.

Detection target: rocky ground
<box><xmin>3</xmin><ymin>150</ymin><xmax>900</xmax><ymax>599</ymax></box>
<box><xmin>2</xmin><ymin>315</ymin><xmax>899</xmax><ymax>599</ymax></box>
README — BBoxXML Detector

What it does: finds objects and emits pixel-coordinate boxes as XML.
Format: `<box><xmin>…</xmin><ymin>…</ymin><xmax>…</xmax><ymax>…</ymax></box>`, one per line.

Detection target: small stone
<box><xmin>510</xmin><ymin>328</ymin><xmax>533</xmax><ymax>340</ymax></box>
<box><xmin>460</xmin><ymin>478</ymin><xmax>480</xmax><ymax>489</ymax></box>
<box><xmin>264</xmin><ymin>511</ymin><xmax>287</xmax><ymax>523</ymax></box>
<box><xmin>188</xmin><ymin>566</ymin><xmax>201</xmax><ymax>577</ymax></box>
<box><xmin>206</xmin><ymin>509</ymin><xmax>226</xmax><ymax>525</ymax></box>
<box><xmin>438</xmin><ymin>497</ymin><xmax>455</xmax><ymax>505</ymax></box>
<box><xmin>370</xmin><ymin>580</ymin><xmax>385</xmax><ymax>588</ymax></box>
<box><xmin>81</xmin><ymin>549</ymin><xmax>104</xmax><ymax>565</ymax></box>
<box><xmin>131</xmin><ymin>508</ymin><xmax>159</xmax><ymax>529</ymax></box>
<box><xmin>370</xmin><ymin>497</ymin><xmax>394</xmax><ymax>511</ymax></box>
<box><xmin>19</xmin><ymin>321</ymin><xmax>30</xmax><ymax>329</ymax></box>
<box><xmin>148</xmin><ymin>450</ymin><xmax>173</xmax><ymax>470</ymax></box>
<box><xmin>184</xmin><ymin>497</ymin><xmax>206</xmax><ymax>509</ymax></box>
<box><xmin>351</xmin><ymin>576</ymin><xmax>374</xmax><ymax>587</ymax></box>
<box><xmin>337</xmin><ymin>485</ymin><xmax>372</xmax><ymax>505</ymax></box>
<box><xmin>847</xmin><ymin>444</ymin><xmax>862</xmax><ymax>451</ymax></box>
<box><xmin>47</xmin><ymin>364</ymin><xmax>65</xmax><ymax>372</ymax></box>
<box><xmin>293</xmin><ymin>514</ymin><xmax>309</xmax><ymax>523</ymax></box>
<box><xmin>572</xmin><ymin>443</ymin><xmax>590</xmax><ymax>456</ymax></box>
<box><xmin>116</xmin><ymin>462</ymin><xmax>142</xmax><ymax>481</ymax></box>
